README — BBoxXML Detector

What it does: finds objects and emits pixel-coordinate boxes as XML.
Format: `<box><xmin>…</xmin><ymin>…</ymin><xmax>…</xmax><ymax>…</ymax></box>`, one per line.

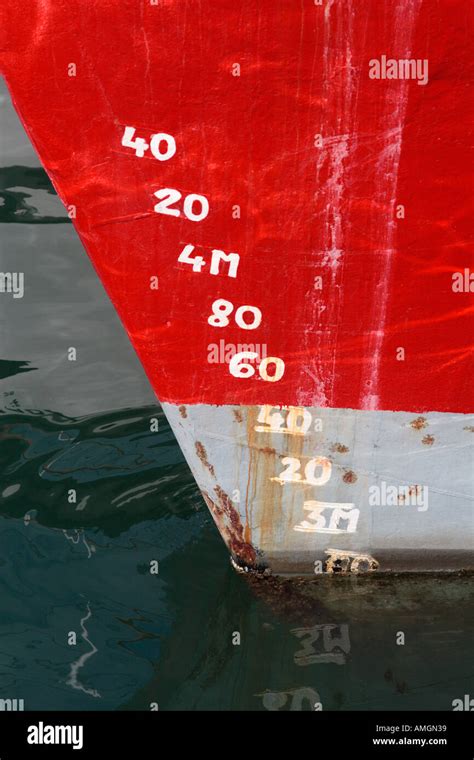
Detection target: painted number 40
<box><xmin>121</xmin><ymin>126</ymin><xmax>176</xmax><ymax>161</ymax></box>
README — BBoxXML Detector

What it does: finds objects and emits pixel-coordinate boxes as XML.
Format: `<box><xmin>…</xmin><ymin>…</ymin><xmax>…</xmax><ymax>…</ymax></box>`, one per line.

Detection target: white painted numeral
<box><xmin>274</xmin><ymin>456</ymin><xmax>332</xmax><ymax>485</ymax></box>
<box><xmin>122</xmin><ymin>126</ymin><xmax>149</xmax><ymax>157</ymax></box>
<box><xmin>229</xmin><ymin>351</ymin><xmax>258</xmax><ymax>378</ymax></box>
<box><xmin>286</xmin><ymin>408</ymin><xmax>312</xmax><ymax>435</ymax></box>
<box><xmin>207</xmin><ymin>299</ymin><xmax>262</xmax><ymax>330</ymax></box>
<box><xmin>208</xmin><ymin>299</ymin><xmax>234</xmax><ymax>327</ymax></box>
<box><xmin>122</xmin><ymin>126</ymin><xmax>176</xmax><ymax>161</ymax></box>
<box><xmin>255</xmin><ymin>406</ymin><xmax>319</xmax><ymax>435</ymax></box>
<box><xmin>229</xmin><ymin>352</ymin><xmax>285</xmax><ymax>382</ymax></box>
<box><xmin>177</xmin><ymin>246</ymin><xmax>240</xmax><ymax>278</ymax></box>
<box><xmin>177</xmin><ymin>244</ymin><xmax>205</xmax><ymax>272</ymax></box>
<box><xmin>150</xmin><ymin>132</ymin><xmax>176</xmax><ymax>161</ymax></box>
<box><xmin>294</xmin><ymin>501</ymin><xmax>359</xmax><ymax>534</ymax></box>
<box><xmin>154</xmin><ymin>189</ymin><xmax>209</xmax><ymax>222</ymax></box>
<box><xmin>153</xmin><ymin>188</ymin><xmax>181</xmax><ymax>217</ymax></box>
<box><xmin>235</xmin><ymin>305</ymin><xmax>261</xmax><ymax>330</ymax></box>
<box><xmin>304</xmin><ymin>457</ymin><xmax>332</xmax><ymax>485</ymax></box>
<box><xmin>256</xmin><ymin>406</ymin><xmax>286</xmax><ymax>432</ymax></box>
<box><xmin>259</xmin><ymin>356</ymin><xmax>285</xmax><ymax>383</ymax></box>
<box><xmin>279</xmin><ymin>457</ymin><xmax>302</xmax><ymax>482</ymax></box>
<box><xmin>324</xmin><ymin>549</ymin><xmax>378</xmax><ymax>574</ymax></box>
<box><xmin>183</xmin><ymin>193</ymin><xmax>209</xmax><ymax>222</ymax></box>
<box><xmin>210</xmin><ymin>249</ymin><xmax>240</xmax><ymax>278</ymax></box>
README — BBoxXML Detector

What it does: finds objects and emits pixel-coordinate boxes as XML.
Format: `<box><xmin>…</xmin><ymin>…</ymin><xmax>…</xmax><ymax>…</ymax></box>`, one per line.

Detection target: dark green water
<box><xmin>0</xmin><ymin>83</ymin><xmax>473</xmax><ymax>712</ymax></box>
<box><xmin>0</xmin><ymin>391</ymin><xmax>473</xmax><ymax>711</ymax></box>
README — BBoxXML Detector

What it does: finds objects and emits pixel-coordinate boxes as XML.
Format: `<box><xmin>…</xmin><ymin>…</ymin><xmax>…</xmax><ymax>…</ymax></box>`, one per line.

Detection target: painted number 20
<box><xmin>275</xmin><ymin>457</ymin><xmax>332</xmax><ymax>485</ymax></box>
<box><xmin>154</xmin><ymin>188</ymin><xmax>209</xmax><ymax>222</ymax></box>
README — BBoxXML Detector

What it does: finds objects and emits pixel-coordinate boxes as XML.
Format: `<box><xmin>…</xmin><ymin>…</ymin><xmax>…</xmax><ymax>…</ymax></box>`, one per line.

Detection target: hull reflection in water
<box><xmin>0</xmin><ymin>404</ymin><xmax>472</xmax><ymax>711</ymax></box>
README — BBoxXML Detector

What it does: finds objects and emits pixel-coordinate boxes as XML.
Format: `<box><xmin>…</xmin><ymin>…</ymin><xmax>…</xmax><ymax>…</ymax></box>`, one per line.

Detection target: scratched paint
<box><xmin>0</xmin><ymin>0</ymin><xmax>471</xmax><ymax>412</ymax></box>
<box><xmin>0</xmin><ymin>1</ymin><xmax>472</xmax><ymax>574</ymax></box>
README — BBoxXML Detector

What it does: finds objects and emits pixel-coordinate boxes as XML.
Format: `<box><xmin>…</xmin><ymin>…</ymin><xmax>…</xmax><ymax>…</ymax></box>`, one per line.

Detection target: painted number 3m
<box><xmin>153</xmin><ymin>188</ymin><xmax>209</xmax><ymax>222</ymax></box>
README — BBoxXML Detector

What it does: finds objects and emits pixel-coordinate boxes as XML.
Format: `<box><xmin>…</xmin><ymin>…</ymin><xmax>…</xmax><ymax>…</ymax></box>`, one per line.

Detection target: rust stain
<box><xmin>410</xmin><ymin>416</ymin><xmax>427</xmax><ymax>430</ymax></box>
<box><xmin>343</xmin><ymin>469</ymin><xmax>357</xmax><ymax>484</ymax></box>
<box><xmin>246</xmin><ymin>575</ymin><xmax>333</xmax><ymax>626</ymax></box>
<box><xmin>330</xmin><ymin>443</ymin><xmax>349</xmax><ymax>454</ymax></box>
<box><xmin>245</xmin><ymin>408</ymin><xmax>287</xmax><ymax>555</ymax></box>
<box><xmin>233</xmin><ymin>408</ymin><xmax>243</xmax><ymax>423</ymax></box>
<box><xmin>422</xmin><ymin>434</ymin><xmax>434</xmax><ymax>446</ymax></box>
<box><xmin>178</xmin><ymin>405</ymin><xmax>187</xmax><ymax>419</ymax></box>
<box><xmin>243</xmin><ymin>523</ymin><xmax>251</xmax><ymax>544</ymax></box>
<box><xmin>398</xmin><ymin>485</ymin><xmax>422</xmax><ymax>502</ymax></box>
<box><xmin>463</xmin><ymin>426</ymin><xmax>474</xmax><ymax>432</ymax></box>
<box><xmin>202</xmin><ymin>487</ymin><xmax>257</xmax><ymax>568</ymax></box>
<box><xmin>195</xmin><ymin>441</ymin><xmax>216</xmax><ymax>478</ymax></box>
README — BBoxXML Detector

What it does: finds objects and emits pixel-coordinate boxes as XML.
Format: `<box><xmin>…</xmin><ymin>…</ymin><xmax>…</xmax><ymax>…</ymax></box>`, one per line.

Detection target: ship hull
<box><xmin>163</xmin><ymin>402</ymin><xmax>473</xmax><ymax>575</ymax></box>
<box><xmin>0</xmin><ymin>1</ymin><xmax>472</xmax><ymax>575</ymax></box>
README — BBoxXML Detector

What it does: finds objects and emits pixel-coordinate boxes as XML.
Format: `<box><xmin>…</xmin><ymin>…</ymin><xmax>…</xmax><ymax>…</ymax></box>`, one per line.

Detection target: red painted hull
<box><xmin>1</xmin><ymin>0</ymin><xmax>472</xmax><ymax>412</ymax></box>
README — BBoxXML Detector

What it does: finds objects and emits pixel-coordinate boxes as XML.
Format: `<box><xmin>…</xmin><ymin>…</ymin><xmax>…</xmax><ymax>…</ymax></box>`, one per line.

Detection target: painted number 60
<box><xmin>229</xmin><ymin>351</ymin><xmax>285</xmax><ymax>383</ymax></box>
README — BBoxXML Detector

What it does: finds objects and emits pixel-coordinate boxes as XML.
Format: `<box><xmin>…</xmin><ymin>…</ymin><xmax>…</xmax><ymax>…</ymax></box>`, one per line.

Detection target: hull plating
<box><xmin>163</xmin><ymin>403</ymin><xmax>473</xmax><ymax>575</ymax></box>
<box><xmin>0</xmin><ymin>2</ymin><xmax>472</xmax><ymax>573</ymax></box>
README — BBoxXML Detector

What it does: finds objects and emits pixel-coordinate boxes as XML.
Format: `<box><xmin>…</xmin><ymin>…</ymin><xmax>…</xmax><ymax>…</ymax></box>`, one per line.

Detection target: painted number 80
<box><xmin>208</xmin><ymin>299</ymin><xmax>262</xmax><ymax>330</ymax></box>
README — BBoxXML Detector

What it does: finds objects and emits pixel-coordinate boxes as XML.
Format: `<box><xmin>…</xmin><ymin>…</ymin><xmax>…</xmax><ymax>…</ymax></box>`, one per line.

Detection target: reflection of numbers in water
<box><xmin>292</xmin><ymin>624</ymin><xmax>350</xmax><ymax>666</ymax></box>
<box><xmin>259</xmin><ymin>687</ymin><xmax>321</xmax><ymax>711</ymax></box>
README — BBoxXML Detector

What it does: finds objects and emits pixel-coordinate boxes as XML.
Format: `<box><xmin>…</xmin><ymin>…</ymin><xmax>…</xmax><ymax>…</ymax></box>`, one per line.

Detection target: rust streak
<box><xmin>195</xmin><ymin>441</ymin><xmax>216</xmax><ymax>478</ymax></box>
<box><xmin>203</xmin><ymin>488</ymin><xmax>257</xmax><ymax>568</ymax></box>
<box><xmin>233</xmin><ymin>408</ymin><xmax>243</xmax><ymax>423</ymax></box>
<box><xmin>246</xmin><ymin>407</ymin><xmax>289</xmax><ymax>553</ymax></box>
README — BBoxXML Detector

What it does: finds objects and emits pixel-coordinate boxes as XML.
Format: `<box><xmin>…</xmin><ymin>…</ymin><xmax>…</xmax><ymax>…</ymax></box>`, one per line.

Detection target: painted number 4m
<box><xmin>177</xmin><ymin>245</ymin><xmax>240</xmax><ymax>277</ymax></box>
